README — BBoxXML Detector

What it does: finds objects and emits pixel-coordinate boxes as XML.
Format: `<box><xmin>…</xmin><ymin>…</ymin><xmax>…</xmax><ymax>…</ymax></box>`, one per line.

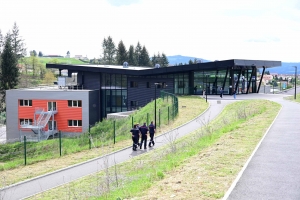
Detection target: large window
<box><xmin>19</xmin><ymin>99</ymin><xmax>32</xmax><ymax>106</ymax></box>
<box><xmin>68</xmin><ymin>120</ymin><xmax>82</xmax><ymax>127</ymax></box>
<box><xmin>48</xmin><ymin>101</ymin><xmax>57</xmax><ymax>111</ymax></box>
<box><xmin>48</xmin><ymin>121</ymin><xmax>57</xmax><ymax>130</ymax></box>
<box><xmin>68</xmin><ymin>100</ymin><xmax>82</xmax><ymax>107</ymax></box>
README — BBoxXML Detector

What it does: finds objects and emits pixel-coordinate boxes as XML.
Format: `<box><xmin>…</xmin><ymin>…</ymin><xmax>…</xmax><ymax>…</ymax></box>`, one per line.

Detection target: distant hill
<box><xmin>264</xmin><ymin>62</ymin><xmax>300</xmax><ymax>75</ymax></box>
<box><xmin>167</xmin><ymin>55</ymin><xmax>299</xmax><ymax>75</ymax></box>
<box><xmin>167</xmin><ymin>55</ymin><xmax>210</xmax><ymax>65</ymax></box>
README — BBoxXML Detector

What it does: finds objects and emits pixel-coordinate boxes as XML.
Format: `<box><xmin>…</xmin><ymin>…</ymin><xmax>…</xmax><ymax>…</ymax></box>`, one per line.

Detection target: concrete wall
<box><xmin>6</xmin><ymin>89</ymin><xmax>93</xmax><ymax>140</ymax></box>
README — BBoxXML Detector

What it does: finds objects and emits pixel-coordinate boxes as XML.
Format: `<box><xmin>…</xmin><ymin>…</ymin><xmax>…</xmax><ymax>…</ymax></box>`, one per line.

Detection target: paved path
<box><xmin>1</xmin><ymin>92</ymin><xmax>300</xmax><ymax>200</ymax></box>
<box><xmin>225</xmin><ymin>93</ymin><xmax>300</xmax><ymax>199</ymax></box>
<box><xmin>0</xmin><ymin>98</ymin><xmax>231</xmax><ymax>200</ymax></box>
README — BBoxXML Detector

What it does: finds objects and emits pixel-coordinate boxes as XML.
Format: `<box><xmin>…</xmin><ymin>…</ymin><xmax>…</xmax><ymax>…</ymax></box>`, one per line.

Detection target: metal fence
<box><xmin>0</xmin><ymin>90</ymin><xmax>179</xmax><ymax>167</ymax></box>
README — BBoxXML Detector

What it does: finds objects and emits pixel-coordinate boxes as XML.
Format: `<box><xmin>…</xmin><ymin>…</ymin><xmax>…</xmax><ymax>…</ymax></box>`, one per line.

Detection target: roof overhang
<box><xmin>46</xmin><ymin>59</ymin><xmax>281</xmax><ymax>76</ymax></box>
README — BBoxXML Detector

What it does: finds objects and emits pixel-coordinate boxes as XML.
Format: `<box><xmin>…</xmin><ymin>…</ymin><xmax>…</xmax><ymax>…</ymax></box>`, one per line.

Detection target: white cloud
<box><xmin>0</xmin><ymin>0</ymin><xmax>299</xmax><ymax>62</ymax></box>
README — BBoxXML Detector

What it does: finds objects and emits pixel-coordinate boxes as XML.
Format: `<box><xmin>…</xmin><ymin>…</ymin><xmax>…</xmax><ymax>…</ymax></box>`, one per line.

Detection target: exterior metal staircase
<box><xmin>20</xmin><ymin>108</ymin><xmax>57</xmax><ymax>142</ymax></box>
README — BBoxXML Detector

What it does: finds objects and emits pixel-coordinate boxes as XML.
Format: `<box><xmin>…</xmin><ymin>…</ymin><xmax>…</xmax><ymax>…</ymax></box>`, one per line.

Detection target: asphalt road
<box><xmin>225</xmin><ymin>93</ymin><xmax>300</xmax><ymax>199</ymax></box>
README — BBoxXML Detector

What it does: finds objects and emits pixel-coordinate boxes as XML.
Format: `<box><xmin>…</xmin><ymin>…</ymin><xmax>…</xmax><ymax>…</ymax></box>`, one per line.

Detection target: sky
<box><xmin>1</xmin><ymin>0</ymin><xmax>300</xmax><ymax>62</ymax></box>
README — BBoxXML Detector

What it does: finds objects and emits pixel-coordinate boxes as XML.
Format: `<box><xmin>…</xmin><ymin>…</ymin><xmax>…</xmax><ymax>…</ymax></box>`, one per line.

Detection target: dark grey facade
<box><xmin>46</xmin><ymin>59</ymin><xmax>281</xmax><ymax>120</ymax></box>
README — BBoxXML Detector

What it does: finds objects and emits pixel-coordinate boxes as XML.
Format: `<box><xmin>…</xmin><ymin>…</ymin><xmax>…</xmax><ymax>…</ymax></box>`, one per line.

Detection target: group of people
<box><xmin>130</xmin><ymin>121</ymin><xmax>156</xmax><ymax>151</ymax></box>
<box><xmin>202</xmin><ymin>87</ymin><xmax>236</xmax><ymax>99</ymax></box>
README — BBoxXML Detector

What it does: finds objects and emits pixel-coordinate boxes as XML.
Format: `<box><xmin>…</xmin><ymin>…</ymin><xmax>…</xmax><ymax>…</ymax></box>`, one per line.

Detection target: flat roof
<box><xmin>12</xmin><ymin>85</ymin><xmax>93</xmax><ymax>92</ymax></box>
<box><xmin>46</xmin><ymin>59</ymin><xmax>282</xmax><ymax>76</ymax></box>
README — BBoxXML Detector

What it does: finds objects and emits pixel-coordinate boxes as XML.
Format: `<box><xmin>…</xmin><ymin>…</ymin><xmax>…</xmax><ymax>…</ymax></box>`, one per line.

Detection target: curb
<box><xmin>1</xmin><ymin>98</ymin><xmax>212</xmax><ymax>194</ymax></box>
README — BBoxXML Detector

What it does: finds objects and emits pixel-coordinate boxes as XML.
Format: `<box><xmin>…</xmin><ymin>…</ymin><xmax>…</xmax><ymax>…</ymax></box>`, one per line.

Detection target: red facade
<box><xmin>18</xmin><ymin>100</ymin><xmax>82</xmax><ymax>132</ymax></box>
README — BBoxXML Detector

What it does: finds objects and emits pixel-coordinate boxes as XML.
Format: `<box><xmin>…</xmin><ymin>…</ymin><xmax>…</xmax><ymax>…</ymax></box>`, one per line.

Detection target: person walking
<box><xmin>139</xmin><ymin>122</ymin><xmax>149</xmax><ymax>149</ymax></box>
<box><xmin>148</xmin><ymin>121</ymin><xmax>156</xmax><ymax>147</ymax></box>
<box><xmin>220</xmin><ymin>87</ymin><xmax>223</xmax><ymax>98</ymax></box>
<box><xmin>136</xmin><ymin>123</ymin><xmax>141</xmax><ymax>146</ymax></box>
<box><xmin>233</xmin><ymin>89</ymin><xmax>236</xmax><ymax>99</ymax></box>
<box><xmin>202</xmin><ymin>89</ymin><xmax>206</xmax><ymax>98</ymax></box>
<box><xmin>130</xmin><ymin>124</ymin><xmax>140</xmax><ymax>151</ymax></box>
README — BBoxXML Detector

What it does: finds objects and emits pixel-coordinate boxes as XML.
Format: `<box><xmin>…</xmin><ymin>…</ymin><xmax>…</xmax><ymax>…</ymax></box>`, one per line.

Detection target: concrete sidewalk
<box><xmin>0</xmin><ymin>98</ymin><xmax>231</xmax><ymax>200</ymax></box>
<box><xmin>225</xmin><ymin>93</ymin><xmax>300</xmax><ymax>199</ymax></box>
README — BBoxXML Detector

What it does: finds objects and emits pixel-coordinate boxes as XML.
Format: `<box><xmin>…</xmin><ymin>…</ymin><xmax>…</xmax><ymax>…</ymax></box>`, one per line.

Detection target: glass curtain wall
<box><xmin>174</xmin><ymin>73</ymin><xmax>189</xmax><ymax>95</ymax></box>
<box><xmin>194</xmin><ymin>70</ymin><xmax>224</xmax><ymax>95</ymax></box>
<box><xmin>101</xmin><ymin>73</ymin><xmax>127</xmax><ymax>118</ymax></box>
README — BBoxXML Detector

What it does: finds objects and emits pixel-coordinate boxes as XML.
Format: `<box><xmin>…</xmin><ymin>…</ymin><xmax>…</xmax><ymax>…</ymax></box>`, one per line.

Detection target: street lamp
<box><xmin>154</xmin><ymin>82</ymin><xmax>162</xmax><ymax>127</ymax></box>
<box><xmin>205</xmin><ymin>74</ymin><xmax>209</xmax><ymax>103</ymax></box>
<box><xmin>293</xmin><ymin>66</ymin><xmax>297</xmax><ymax>100</ymax></box>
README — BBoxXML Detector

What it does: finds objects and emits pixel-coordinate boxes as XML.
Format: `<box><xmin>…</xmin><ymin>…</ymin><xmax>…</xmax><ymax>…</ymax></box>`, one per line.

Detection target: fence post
<box><xmin>159</xmin><ymin>109</ymin><xmax>161</xmax><ymax>127</ymax></box>
<box><xmin>147</xmin><ymin>113</ymin><xmax>149</xmax><ymax>125</ymax></box>
<box><xmin>59</xmin><ymin>130</ymin><xmax>62</xmax><ymax>156</ymax></box>
<box><xmin>89</xmin><ymin>137</ymin><xmax>91</xmax><ymax>149</ymax></box>
<box><xmin>168</xmin><ymin>106</ymin><xmax>170</xmax><ymax>124</ymax></box>
<box><xmin>24</xmin><ymin>136</ymin><xmax>27</xmax><ymax>165</ymax></box>
<box><xmin>132</xmin><ymin>116</ymin><xmax>134</xmax><ymax>128</ymax></box>
<box><xmin>113</xmin><ymin>120</ymin><xmax>116</xmax><ymax>144</ymax></box>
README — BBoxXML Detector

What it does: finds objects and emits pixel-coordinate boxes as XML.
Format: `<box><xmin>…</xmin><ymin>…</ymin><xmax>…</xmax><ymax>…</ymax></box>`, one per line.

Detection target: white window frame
<box><xmin>20</xmin><ymin>118</ymin><xmax>33</xmax><ymax>125</ymax></box>
<box><xmin>68</xmin><ymin>120</ymin><xmax>82</xmax><ymax>127</ymax></box>
<box><xmin>48</xmin><ymin>120</ymin><xmax>57</xmax><ymax>130</ymax></box>
<box><xmin>48</xmin><ymin>101</ymin><xmax>57</xmax><ymax>111</ymax></box>
<box><xmin>19</xmin><ymin>99</ymin><xmax>32</xmax><ymax>106</ymax></box>
<box><xmin>68</xmin><ymin>100</ymin><xmax>82</xmax><ymax>107</ymax></box>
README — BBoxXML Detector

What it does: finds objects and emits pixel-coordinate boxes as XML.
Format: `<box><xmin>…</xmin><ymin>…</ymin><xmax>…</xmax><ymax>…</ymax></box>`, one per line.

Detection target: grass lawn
<box><xmin>38</xmin><ymin>57</ymin><xmax>87</xmax><ymax>65</ymax></box>
<box><xmin>285</xmin><ymin>92</ymin><xmax>300</xmax><ymax>103</ymax></box>
<box><xmin>0</xmin><ymin>96</ymin><xmax>207</xmax><ymax>187</ymax></box>
<box><xmin>30</xmin><ymin>99</ymin><xmax>281</xmax><ymax>200</ymax></box>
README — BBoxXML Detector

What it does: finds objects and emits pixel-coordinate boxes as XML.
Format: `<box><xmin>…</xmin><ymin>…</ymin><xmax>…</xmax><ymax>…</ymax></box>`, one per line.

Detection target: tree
<box><xmin>10</xmin><ymin>22</ymin><xmax>26</xmax><ymax>60</ymax></box>
<box><xmin>134</xmin><ymin>42</ymin><xmax>142</xmax><ymax>66</ymax></box>
<box><xmin>0</xmin><ymin>30</ymin><xmax>4</xmax><ymax>54</ymax></box>
<box><xmin>151</xmin><ymin>52</ymin><xmax>168</xmax><ymax>67</ymax></box>
<box><xmin>127</xmin><ymin>45</ymin><xmax>135</xmax><ymax>66</ymax></box>
<box><xmin>102</xmin><ymin>36</ymin><xmax>116</xmax><ymax>65</ymax></box>
<box><xmin>29</xmin><ymin>55</ymin><xmax>39</xmax><ymax>76</ymax></box>
<box><xmin>265</xmin><ymin>71</ymin><xmax>270</xmax><ymax>75</ymax></box>
<box><xmin>0</xmin><ymin>38</ymin><xmax>19</xmax><ymax>112</ymax></box>
<box><xmin>116</xmin><ymin>40</ymin><xmax>128</xmax><ymax>65</ymax></box>
<box><xmin>43</xmin><ymin>70</ymin><xmax>56</xmax><ymax>85</ymax></box>
<box><xmin>30</xmin><ymin>50</ymin><xmax>37</xmax><ymax>56</ymax></box>
<box><xmin>151</xmin><ymin>53</ymin><xmax>157</xmax><ymax>67</ymax></box>
<box><xmin>188</xmin><ymin>59</ymin><xmax>193</xmax><ymax>65</ymax></box>
<box><xmin>140</xmin><ymin>46</ymin><xmax>151</xmax><ymax>66</ymax></box>
<box><xmin>161</xmin><ymin>53</ymin><xmax>169</xmax><ymax>67</ymax></box>
<box><xmin>38</xmin><ymin>51</ymin><xmax>43</xmax><ymax>57</ymax></box>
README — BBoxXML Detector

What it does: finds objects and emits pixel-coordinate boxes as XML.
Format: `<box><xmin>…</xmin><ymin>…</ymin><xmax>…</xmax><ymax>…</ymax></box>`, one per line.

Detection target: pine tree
<box><xmin>161</xmin><ymin>53</ymin><xmax>169</xmax><ymax>67</ymax></box>
<box><xmin>140</xmin><ymin>46</ymin><xmax>151</xmax><ymax>66</ymax></box>
<box><xmin>134</xmin><ymin>42</ymin><xmax>142</xmax><ymax>66</ymax></box>
<box><xmin>102</xmin><ymin>36</ymin><xmax>116</xmax><ymax>65</ymax></box>
<box><xmin>151</xmin><ymin>53</ymin><xmax>157</xmax><ymax>67</ymax></box>
<box><xmin>116</xmin><ymin>40</ymin><xmax>128</xmax><ymax>65</ymax></box>
<box><xmin>38</xmin><ymin>51</ymin><xmax>43</xmax><ymax>57</ymax></box>
<box><xmin>10</xmin><ymin>22</ymin><xmax>26</xmax><ymax>60</ymax></box>
<box><xmin>0</xmin><ymin>38</ymin><xmax>19</xmax><ymax>112</ymax></box>
<box><xmin>0</xmin><ymin>30</ymin><xmax>4</xmax><ymax>54</ymax></box>
<box><xmin>128</xmin><ymin>45</ymin><xmax>135</xmax><ymax>66</ymax></box>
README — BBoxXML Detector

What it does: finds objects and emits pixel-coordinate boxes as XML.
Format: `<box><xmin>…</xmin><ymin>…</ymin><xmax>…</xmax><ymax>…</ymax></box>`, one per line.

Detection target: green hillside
<box><xmin>38</xmin><ymin>57</ymin><xmax>88</xmax><ymax>65</ymax></box>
